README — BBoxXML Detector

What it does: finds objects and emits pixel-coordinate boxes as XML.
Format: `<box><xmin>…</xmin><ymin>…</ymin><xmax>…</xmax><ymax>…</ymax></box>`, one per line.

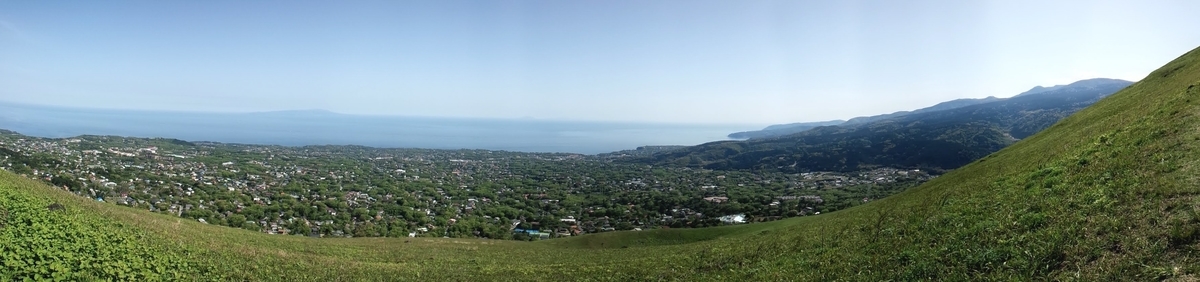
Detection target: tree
<box><xmin>226</xmin><ymin>214</ymin><xmax>247</xmax><ymax>228</ymax></box>
<box><xmin>290</xmin><ymin>221</ymin><xmax>311</xmax><ymax>236</ymax></box>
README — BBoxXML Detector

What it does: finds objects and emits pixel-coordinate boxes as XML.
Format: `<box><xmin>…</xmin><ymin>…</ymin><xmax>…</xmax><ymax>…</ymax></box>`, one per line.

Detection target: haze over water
<box><xmin>0</xmin><ymin>104</ymin><xmax>754</xmax><ymax>154</ymax></box>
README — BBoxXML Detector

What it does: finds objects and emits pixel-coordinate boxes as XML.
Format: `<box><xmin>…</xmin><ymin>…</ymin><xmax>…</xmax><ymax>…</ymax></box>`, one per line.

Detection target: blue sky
<box><xmin>1</xmin><ymin>0</ymin><xmax>1199</xmax><ymax>124</ymax></box>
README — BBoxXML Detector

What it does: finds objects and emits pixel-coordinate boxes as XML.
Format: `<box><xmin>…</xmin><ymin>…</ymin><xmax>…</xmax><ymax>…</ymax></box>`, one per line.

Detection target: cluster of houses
<box><xmin>0</xmin><ymin>132</ymin><xmax>935</xmax><ymax>240</ymax></box>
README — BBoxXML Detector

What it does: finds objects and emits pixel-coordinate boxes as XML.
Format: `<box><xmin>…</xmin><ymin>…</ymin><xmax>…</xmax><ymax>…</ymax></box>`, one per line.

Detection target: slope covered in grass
<box><xmin>3</xmin><ymin>45</ymin><xmax>1200</xmax><ymax>280</ymax></box>
<box><xmin>0</xmin><ymin>173</ymin><xmax>205</xmax><ymax>280</ymax></box>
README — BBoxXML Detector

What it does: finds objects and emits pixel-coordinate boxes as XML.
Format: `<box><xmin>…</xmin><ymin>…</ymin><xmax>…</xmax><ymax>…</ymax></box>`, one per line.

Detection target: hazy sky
<box><xmin>2</xmin><ymin>1</ymin><xmax>1199</xmax><ymax>124</ymax></box>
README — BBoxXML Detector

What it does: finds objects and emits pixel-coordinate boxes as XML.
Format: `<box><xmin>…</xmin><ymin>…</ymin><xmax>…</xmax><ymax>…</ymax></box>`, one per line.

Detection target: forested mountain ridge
<box><xmin>728</xmin><ymin>78</ymin><xmax>1131</xmax><ymax>139</ymax></box>
<box><xmin>640</xmin><ymin>79</ymin><xmax>1133</xmax><ymax>173</ymax></box>
<box><xmin>728</xmin><ymin>120</ymin><xmax>845</xmax><ymax>139</ymax></box>
<box><xmin>1013</xmin><ymin>77</ymin><xmax>1132</xmax><ymax>97</ymax></box>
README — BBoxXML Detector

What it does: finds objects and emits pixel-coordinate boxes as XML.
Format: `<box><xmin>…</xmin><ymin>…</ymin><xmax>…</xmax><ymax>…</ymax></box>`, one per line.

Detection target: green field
<box><xmin>5</xmin><ymin>45</ymin><xmax>1200</xmax><ymax>280</ymax></box>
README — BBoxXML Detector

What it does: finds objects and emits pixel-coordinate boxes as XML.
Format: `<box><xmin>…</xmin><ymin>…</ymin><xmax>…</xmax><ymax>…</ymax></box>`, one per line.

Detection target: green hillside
<box><xmin>4</xmin><ymin>45</ymin><xmax>1200</xmax><ymax>280</ymax></box>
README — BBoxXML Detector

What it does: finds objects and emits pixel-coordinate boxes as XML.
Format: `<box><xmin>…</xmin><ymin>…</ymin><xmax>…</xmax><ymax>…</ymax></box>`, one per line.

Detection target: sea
<box><xmin>0</xmin><ymin>103</ymin><xmax>757</xmax><ymax>154</ymax></box>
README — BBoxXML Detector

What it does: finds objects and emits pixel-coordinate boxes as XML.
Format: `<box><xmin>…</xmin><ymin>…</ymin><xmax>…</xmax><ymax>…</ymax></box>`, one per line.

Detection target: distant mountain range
<box><xmin>1012</xmin><ymin>77</ymin><xmax>1131</xmax><ymax>97</ymax></box>
<box><xmin>729</xmin><ymin>78</ymin><xmax>1131</xmax><ymax>139</ymax></box>
<box><xmin>728</xmin><ymin>120</ymin><xmax>845</xmax><ymax>139</ymax></box>
<box><xmin>637</xmin><ymin>78</ymin><xmax>1134</xmax><ymax>173</ymax></box>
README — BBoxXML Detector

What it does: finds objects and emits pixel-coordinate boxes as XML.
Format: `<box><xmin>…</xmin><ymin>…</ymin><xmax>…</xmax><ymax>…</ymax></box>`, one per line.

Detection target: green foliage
<box><xmin>0</xmin><ymin>181</ymin><xmax>203</xmax><ymax>280</ymax></box>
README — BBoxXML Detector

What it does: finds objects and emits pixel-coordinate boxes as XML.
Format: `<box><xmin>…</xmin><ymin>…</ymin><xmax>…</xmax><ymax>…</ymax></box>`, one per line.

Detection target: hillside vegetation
<box><xmin>3</xmin><ymin>46</ymin><xmax>1200</xmax><ymax>280</ymax></box>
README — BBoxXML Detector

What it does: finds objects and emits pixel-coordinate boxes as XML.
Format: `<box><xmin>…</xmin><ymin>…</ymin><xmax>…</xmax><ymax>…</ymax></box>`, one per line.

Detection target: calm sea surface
<box><xmin>0</xmin><ymin>104</ymin><xmax>757</xmax><ymax>154</ymax></box>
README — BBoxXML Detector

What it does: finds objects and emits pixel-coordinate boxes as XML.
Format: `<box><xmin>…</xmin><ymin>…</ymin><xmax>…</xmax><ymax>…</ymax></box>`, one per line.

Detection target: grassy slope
<box><xmin>3</xmin><ymin>46</ymin><xmax>1200</xmax><ymax>280</ymax></box>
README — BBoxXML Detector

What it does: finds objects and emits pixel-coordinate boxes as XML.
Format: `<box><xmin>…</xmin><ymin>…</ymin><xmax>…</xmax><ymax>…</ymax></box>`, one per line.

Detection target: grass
<box><xmin>4</xmin><ymin>45</ymin><xmax>1200</xmax><ymax>280</ymax></box>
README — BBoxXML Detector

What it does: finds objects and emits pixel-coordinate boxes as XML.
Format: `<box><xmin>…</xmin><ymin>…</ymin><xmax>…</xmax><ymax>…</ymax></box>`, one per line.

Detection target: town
<box><xmin>0</xmin><ymin>130</ymin><xmax>933</xmax><ymax>240</ymax></box>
